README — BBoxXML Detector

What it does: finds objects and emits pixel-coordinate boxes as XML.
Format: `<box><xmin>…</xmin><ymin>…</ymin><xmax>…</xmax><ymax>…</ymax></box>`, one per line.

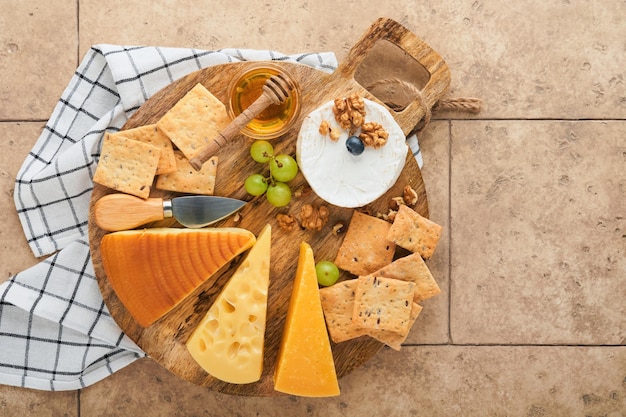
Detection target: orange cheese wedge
<box><xmin>273</xmin><ymin>241</ymin><xmax>340</xmax><ymax>397</ymax></box>
<box><xmin>100</xmin><ymin>227</ymin><xmax>256</xmax><ymax>327</ymax></box>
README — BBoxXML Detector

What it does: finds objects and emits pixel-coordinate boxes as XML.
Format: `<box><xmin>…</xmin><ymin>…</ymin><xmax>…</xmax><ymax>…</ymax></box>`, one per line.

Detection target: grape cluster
<box><xmin>244</xmin><ymin>140</ymin><xmax>298</xmax><ymax>207</ymax></box>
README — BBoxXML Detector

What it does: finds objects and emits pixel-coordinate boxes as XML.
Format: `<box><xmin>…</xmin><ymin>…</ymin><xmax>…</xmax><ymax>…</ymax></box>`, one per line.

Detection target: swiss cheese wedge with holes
<box><xmin>100</xmin><ymin>228</ymin><xmax>256</xmax><ymax>328</ymax></box>
<box><xmin>186</xmin><ymin>224</ymin><xmax>271</xmax><ymax>384</ymax></box>
<box><xmin>274</xmin><ymin>242</ymin><xmax>340</xmax><ymax>397</ymax></box>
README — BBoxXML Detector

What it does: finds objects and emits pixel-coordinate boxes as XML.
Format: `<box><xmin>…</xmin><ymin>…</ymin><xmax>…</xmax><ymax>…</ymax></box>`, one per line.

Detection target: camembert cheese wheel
<box><xmin>186</xmin><ymin>224</ymin><xmax>272</xmax><ymax>384</ymax></box>
<box><xmin>296</xmin><ymin>98</ymin><xmax>408</xmax><ymax>208</ymax></box>
<box><xmin>100</xmin><ymin>227</ymin><xmax>256</xmax><ymax>327</ymax></box>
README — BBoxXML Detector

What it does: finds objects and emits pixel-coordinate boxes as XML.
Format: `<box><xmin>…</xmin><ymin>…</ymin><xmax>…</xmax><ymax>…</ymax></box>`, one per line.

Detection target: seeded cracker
<box><xmin>93</xmin><ymin>133</ymin><xmax>160</xmax><ymax>199</ymax></box>
<box><xmin>387</xmin><ymin>205</ymin><xmax>442</xmax><ymax>259</ymax></box>
<box><xmin>352</xmin><ymin>275</ymin><xmax>415</xmax><ymax>333</ymax></box>
<box><xmin>110</xmin><ymin>124</ymin><xmax>176</xmax><ymax>175</ymax></box>
<box><xmin>364</xmin><ymin>302</ymin><xmax>422</xmax><ymax>351</ymax></box>
<box><xmin>156</xmin><ymin>83</ymin><xmax>230</xmax><ymax>160</ymax></box>
<box><xmin>368</xmin><ymin>252</ymin><xmax>441</xmax><ymax>302</ymax></box>
<box><xmin>156</xmin><ymin>151</ymin><xmax>218</xmax><ymax>195</ymax></box>
<box><xmin>334</xmin><ymin>211</ymin><xmax>396</xmax><ymax>276</ymax></box>
<box><xmin>319</xmin><ymin>280</ymin><xmax>368</xmax><ymax>343</ymax></box>
<box><xmin>320</xmin><ymin>279</ymin><xmax>423</xmax><ymax>350</ymax></box>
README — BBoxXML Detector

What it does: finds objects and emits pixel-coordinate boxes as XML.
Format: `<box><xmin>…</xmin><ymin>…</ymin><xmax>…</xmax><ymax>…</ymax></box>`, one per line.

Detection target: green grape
<box><xmin>266</xmin><ymin>182</ymin><xmax>291</xmax><ymax>207</ymax></box>
<box><xmin>315</xmin><ymin>261</ymin><xmax>340</xmax><ymax>287</ymax></box>
<box><xmin>244</xmin><ymin>174</ymin><xmax>268</xmax><ymax>196</ymax></box>
<box><xmin>270</xmin><ymin>154</ymin><xmax>298</xmax><ymax>182</ymax></box>
<box><xmin>250</xmin><ymin>140</ymin><xmax>274</xmax><ymax>163</ymax></box>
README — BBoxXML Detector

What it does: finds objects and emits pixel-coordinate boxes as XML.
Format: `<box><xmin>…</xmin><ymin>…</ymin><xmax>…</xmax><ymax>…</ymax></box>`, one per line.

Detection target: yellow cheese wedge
<box><xmin>273</xmin><ymin>241</ymin><xmax>340</xmax><ymax>397</ymax></box>
<box><xmin>186</xmin><ymin>224</ymin><xmax>272</xmax><ymax>384</ymax></box>
<box><xmin>100</xmin><ymin>227</ymin><xmax>256</xmax><ymax>327</ymax></box>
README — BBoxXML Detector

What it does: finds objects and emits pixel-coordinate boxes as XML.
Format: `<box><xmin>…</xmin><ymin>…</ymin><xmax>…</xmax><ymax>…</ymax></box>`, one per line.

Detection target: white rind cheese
<box><xmin>296</xmin><ymin>99</ymin><xmax>407</xmax><ymax>208</ymax></box>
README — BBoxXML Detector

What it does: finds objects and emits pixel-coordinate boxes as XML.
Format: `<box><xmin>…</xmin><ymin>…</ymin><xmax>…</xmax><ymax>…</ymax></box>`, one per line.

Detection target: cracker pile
<box><xmin>320</xmin><ymin>208</ymin><xmax>442</xmax><ymax>351</ymax></box>
<box><xmin>93</xmin><ymin>83</ymin><xmax>228</xmax><ymax>198</ymax></box>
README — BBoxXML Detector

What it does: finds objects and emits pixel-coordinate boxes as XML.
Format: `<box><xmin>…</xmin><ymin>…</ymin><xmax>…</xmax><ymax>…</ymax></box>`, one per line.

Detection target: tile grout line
<box><xmin>3</xmin><ymin>118</ymin><xmax>626</xmax><ymax>123</ymax></box>
<box><xmin>402</xmin><ymin>343</ymin><xmax>626</xmax><ymax>348</ymax></box>
<box><xmin>76</xmin><ymin>4</ymin><xmax>81</xmax><ymax>417</ymax></box>
<box><xmin>76</xmin><ymin>0</ymin><xmax>80</xmax><ymax>67</ymax></box>
<box><xmin>446</xmin><ymin>121</ymin><xmax>451</xmax><ymax>343</ymax></box>
<box><xmin>431</xmin><ymin>117</ymin><xmax>626</xmax><ymax>122</ymax></box>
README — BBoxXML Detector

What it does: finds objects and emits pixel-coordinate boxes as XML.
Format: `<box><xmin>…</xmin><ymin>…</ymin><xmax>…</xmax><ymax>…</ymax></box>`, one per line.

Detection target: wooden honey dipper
<box><xmin>190</xmin><ymin>73</ymin><xmax>295</xmax><ymax>170</ymax></box>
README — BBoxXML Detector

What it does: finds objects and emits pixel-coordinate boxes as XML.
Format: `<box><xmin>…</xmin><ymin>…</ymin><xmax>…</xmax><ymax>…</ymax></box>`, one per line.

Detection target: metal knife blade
<box><xmin>168</xmin><ymin>195</ymin><xmax>246</xmax><ymax>228</ymax></box>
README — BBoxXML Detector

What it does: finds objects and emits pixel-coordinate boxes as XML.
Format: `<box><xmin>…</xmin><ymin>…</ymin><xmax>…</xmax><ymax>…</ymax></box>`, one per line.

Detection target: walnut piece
<box><xmin>376</xmin><ymin>209</ymin><xmax>397</xmax><ymax>223</ymax></box>
<box><xmin>403</xmin><ymin>185</ymin><xmax>419</xmax><ymax>206</ymax></box>
<box><xmin>299</xmin><ymin>204</ymin><xmax>330</xmax><ymax>231</ymax></box>
<box><xmin>319</xmin><ymin>120</ymin><xmax>341</xmax><ymax>141</ymax></box>
<box><xmin>319</xmin><ymin>120</ymin><xmax>330</xmax><ymax>135</ymax></box>
<box><xmin>383</xmin><ymin>185</ymin><xmax>418</xmax><ymax>222</ymax></box>
<box><xmin>332</xmin><ymin>223</ymin><xmax>345</xmax><ymax>236</ymax></box>
<box><xmin>390</xmin><ymin>196</ymin><xmax>406</xmax><ymax>211</ymax></box>
<box><xmin>276</xmin><ymin>213</ymin><xmax>296</xmax><ymax>232</ymax></box>
<box><xmin>359</xmin><ymin>121</ymin><xmax>389</xmax><ymax>149</ymax></box>
<box><xmin>333</xmin><ymin>93</ymin><xmax>366</xmax><ymax>135</ymax></box>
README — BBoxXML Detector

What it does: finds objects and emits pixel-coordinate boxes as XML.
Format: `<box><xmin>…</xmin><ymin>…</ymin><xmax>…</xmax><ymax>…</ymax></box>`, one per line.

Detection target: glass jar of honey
<box><xmin>227</xmin><ymin>63</ymin><xmax>301</xmax><ymax>140</ymax></box>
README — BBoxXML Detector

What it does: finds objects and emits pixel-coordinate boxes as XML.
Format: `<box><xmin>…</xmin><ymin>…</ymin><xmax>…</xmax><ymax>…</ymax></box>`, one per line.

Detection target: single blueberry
<box><xmin>346</xmin><ymin>136</ymin><xmax>365</xmax><ymax>155</ymax></box>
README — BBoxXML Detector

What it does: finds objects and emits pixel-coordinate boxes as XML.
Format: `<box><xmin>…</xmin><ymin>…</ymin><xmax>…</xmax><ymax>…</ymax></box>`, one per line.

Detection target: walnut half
<box><xmin>276</xmin><ymin>213</ymin><xmax>296</xmax><ymax>232</ymax></box>
<box><xmin>333</xmin><ymin>93</ymin><xmax>366</xmax><ymax>135</ymax></box>
<box><xmin>298</xmin><ymin>204</ymin><xmax>330</xmax><ymax>231</ymax></box>
<box><xmin>359</xmin><ymin>121</ymin><xmax>389</xmax><ymax>149</ymax></box>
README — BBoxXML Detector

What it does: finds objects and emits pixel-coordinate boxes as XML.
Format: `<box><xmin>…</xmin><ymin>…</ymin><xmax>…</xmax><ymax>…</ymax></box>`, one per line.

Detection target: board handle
<box><xmin>337</xmin><ymin>17</ymin><xmax>451</xmax><ymax>134</ymax></box>
<box><xmin>94</xmin><ymin>194</ymin><xmax>166</xmax><ymax>231</ymax></box>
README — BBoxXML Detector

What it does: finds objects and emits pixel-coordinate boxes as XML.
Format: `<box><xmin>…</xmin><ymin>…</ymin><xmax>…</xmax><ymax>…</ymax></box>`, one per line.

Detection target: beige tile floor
<box><xmin>1</xmin><ymin>0</ymin><xmax>624</xmax><ymax>415</ymax></box>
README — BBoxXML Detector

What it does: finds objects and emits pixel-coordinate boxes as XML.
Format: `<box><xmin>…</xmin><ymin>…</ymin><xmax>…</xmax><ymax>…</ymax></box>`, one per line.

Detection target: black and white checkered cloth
<box><xmin>0</xmin><ymin>45</ymin><xmax>423</xmax><ymax>391</ymax></box>
<box><xmin>0</xmin><ymin>45</ymin><xmax>338</xmax><ymax>391</ymax></box>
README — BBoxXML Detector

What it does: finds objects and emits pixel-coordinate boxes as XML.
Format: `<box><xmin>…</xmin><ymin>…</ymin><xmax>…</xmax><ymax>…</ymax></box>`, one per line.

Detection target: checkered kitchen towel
<box><xmin>0</xmin><ymin>45</ymin><xmax>339</xmax><ymax>391</ymax></box>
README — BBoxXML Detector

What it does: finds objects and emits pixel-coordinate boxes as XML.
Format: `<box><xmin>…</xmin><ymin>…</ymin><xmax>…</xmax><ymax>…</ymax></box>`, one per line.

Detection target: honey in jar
<box><xmin>228</xmin><ymin>64</ymin><xmax>300</xmax><ymax>139</ymax></box>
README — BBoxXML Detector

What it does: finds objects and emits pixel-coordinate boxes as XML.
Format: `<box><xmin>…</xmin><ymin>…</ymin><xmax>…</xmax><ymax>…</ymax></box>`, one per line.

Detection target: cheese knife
<box><xmin>94</xmin><ymin>193</ymin><xmax>246</xmax><ymax>232</ymax></box>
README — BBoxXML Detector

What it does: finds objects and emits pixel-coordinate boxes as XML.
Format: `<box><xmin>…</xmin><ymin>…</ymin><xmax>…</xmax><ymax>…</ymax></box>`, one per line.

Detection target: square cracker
<box><xmin>387</xmin><ymin>205</ymin><xmax>442</xmax><ymax>259</ymax></box>
<box><xmin>93</xmin><ymin>133</ymin><xmax>160</xmax><ymax>199</ymax></box>
<box><xmin>156</xmin><ymin>151</ymin><xmax>218</xmax><ymax>195</ymax></box>
<box><xmin>156</xmin><ymin>83</ymin><xmax>230</xmax><ymax>160</ymax></box>
<box><xmin>369</xmin><ymin>252</ymin><xmax>441</xmax><ymax>302</ymax></box>
<box><xmin>334</xmin><ymin>211</ymin><xmax>396</xmax><ymax>276</ymax></box>
<box><xmin>352</xmin><ymin>275</ymin><xmax>415</xmax><ymax>333</ymax></box>
<box><xmin>111</xmin><ymin>125</ymin><xmax>176</xmax><ymax>175</ymax></box>
<box><xmin>364</xmin><ymin>302</ymin><xmax>423</xmax><ymax>351</ymax></box>
<box><xmin>319</xmin><ymin>280</ymin><xmax>368</xmax><ymax>343</ymax></box>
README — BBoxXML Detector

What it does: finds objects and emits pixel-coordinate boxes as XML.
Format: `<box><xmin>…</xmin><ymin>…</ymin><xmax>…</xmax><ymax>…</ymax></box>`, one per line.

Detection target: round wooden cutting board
<box><xmin>89</xmin><ymin>18</ymin><xmax>450</xmax><ymax>396</ymax></box>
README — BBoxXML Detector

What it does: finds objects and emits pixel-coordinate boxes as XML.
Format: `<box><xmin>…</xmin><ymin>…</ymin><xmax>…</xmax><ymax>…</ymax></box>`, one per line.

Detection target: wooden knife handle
<box><xmin>94</xmin><ymin>194</ymin><xmax>165</xmax><ymax>231</ymax></box>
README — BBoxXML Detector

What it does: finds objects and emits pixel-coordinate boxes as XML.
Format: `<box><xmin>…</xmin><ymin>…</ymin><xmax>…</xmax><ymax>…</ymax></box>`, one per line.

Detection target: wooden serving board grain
<box><xmin>89</xmin><ymin>18</ymin><xmax>450</xmax><ymax>396</ymax></box>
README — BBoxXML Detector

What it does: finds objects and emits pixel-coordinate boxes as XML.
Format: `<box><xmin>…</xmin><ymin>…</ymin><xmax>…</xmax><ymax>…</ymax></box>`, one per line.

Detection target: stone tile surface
<box><xmin>0</xmin><ymin>123</ymin><xmax>44</xmax><ymax>284</ymax></box>
<box><xmin>0</xmin><ymin>385</ymin><xmax>77</xmax><ymax>417</ymax></box>
<box><xmin>0</xmin><ymin>0</ymin><xmax>624</xmax><ymax>416</ymax></box>
<box><xmin>450</xmin><ymin>120</ymin><xmax>625</xmax><ymax>345</ymax></box>
<box><xmin>429</xmin><ymin>0</ymin><xmax>626</xmax><ymax>119</ymax></box>
<box><xmin>79</xmin><ymin>0</ymin><xmax>626</xmax><ymax>119</ymax></box>
<box><xmin>80</xmin><ymin>347</ymin><xmax>626</xmax><ymax>416</ymax></box>
<box><xmin>0</xmin><ymin>0</ymin><xmax>77</xmax><ymax>120</ymax></box>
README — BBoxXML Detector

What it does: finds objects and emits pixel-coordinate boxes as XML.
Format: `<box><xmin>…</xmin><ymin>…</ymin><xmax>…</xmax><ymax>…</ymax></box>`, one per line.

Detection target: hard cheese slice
<box><xmin>186</xmin><ymin>224</ymin><xmax>272</xmax><ymax>384</ymax></box>
<box><xmin>274</xmin><ymin>241</ymin><xmax>340</xmax><ymax>397</ymax></box>
<box><xmin>100</xmin><ymin>227</ymin><xmax>256</xmax><ymax>327</ymax></box>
